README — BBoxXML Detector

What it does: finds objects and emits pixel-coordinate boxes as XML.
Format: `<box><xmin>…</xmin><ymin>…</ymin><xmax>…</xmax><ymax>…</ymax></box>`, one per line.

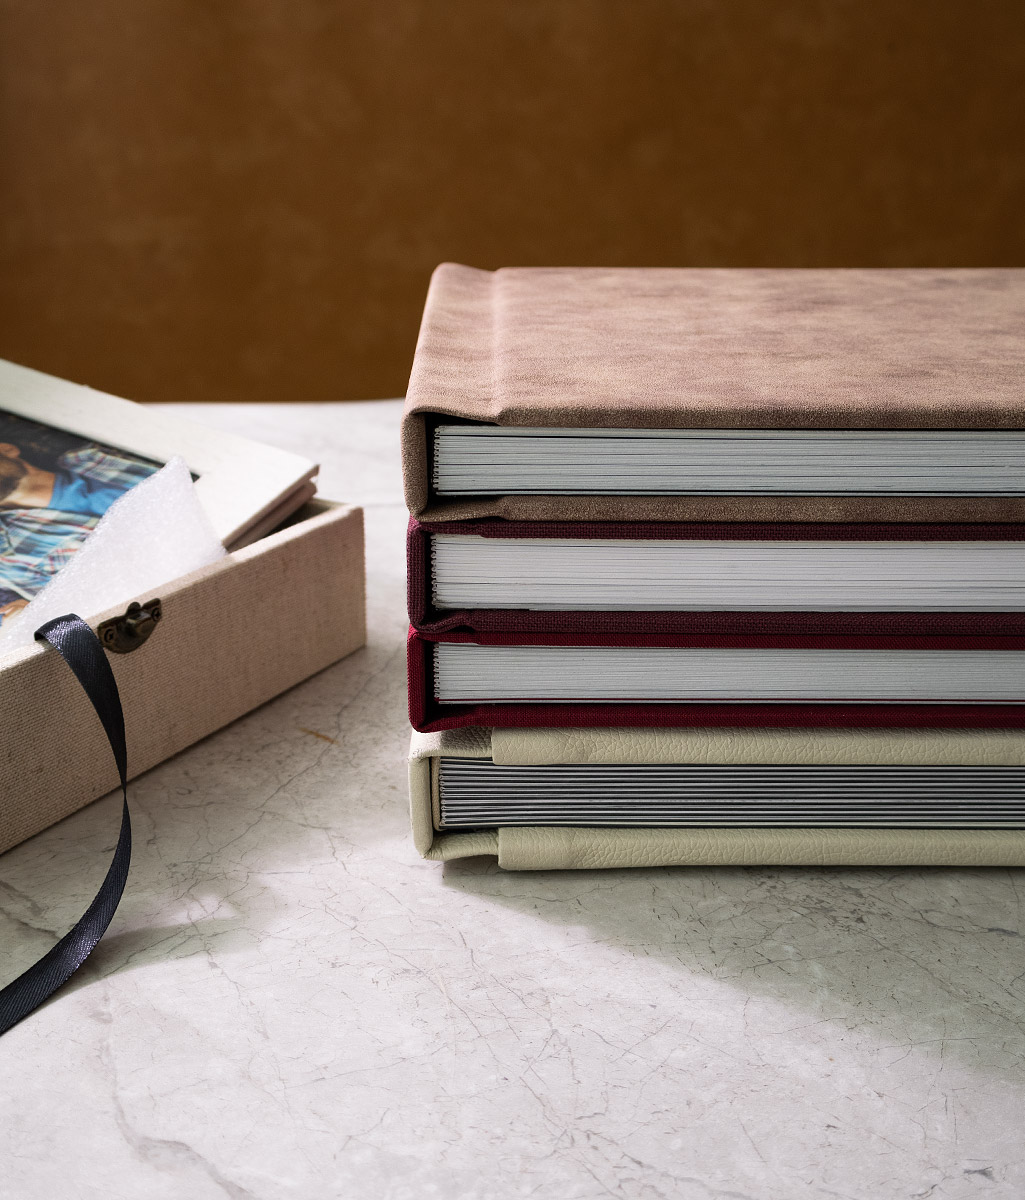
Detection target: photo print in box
<box><xmin>0</xmin><ymin>409</ymin><xmax>160</xmax><ymax>626</ymax></box>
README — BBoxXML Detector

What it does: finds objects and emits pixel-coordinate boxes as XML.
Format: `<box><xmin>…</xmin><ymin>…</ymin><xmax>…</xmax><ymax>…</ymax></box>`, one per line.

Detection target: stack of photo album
<box><xmin>404</xmin><ymin>264</ymin><xmax>1025</xmax><ymax>870</ymax></box>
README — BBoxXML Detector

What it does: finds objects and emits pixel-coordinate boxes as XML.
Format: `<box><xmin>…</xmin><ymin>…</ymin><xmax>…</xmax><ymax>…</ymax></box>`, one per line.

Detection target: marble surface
<box><xmin>2</xmin><ymin>401</ymin><xmax>1024</xmax><ymax>1200</ymax></box>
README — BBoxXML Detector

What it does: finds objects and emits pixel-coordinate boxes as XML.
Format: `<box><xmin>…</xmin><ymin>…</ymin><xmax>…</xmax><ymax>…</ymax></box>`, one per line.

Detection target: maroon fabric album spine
<box><xmin>406</xmin><ymin>628</ymin><xmax>1025</xmax><ymax>734</ymax></box>
<box><xmin>408</xmin><ymin>517</ymin><xmax>1025</xmax><ymax>639</ymax></box>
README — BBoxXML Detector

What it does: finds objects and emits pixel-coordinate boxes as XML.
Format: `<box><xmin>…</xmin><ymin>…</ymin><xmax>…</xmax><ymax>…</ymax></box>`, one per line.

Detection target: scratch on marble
<box><xmin>964</xmin><ymin>1165</ymin><xmax>996</xmax><ymax>1179</ymax></box>
<box><xmin>297</xmin><ymin>727</ymin><xmax>337</xmax><ymax>745</ymax></box>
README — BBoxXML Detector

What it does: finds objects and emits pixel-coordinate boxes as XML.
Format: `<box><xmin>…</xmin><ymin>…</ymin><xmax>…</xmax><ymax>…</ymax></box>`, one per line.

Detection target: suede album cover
<box><xmin>402</xmin><ymin>264</ymin><xmax>1025</xmax><ymax>523</ymax></box>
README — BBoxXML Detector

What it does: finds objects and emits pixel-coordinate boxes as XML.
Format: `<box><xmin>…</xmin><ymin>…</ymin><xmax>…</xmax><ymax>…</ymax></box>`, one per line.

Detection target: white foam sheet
<box><xmin>0</xmin><ymin>456</ymin><xmax>226</xmax><ymax>656</ymax></box>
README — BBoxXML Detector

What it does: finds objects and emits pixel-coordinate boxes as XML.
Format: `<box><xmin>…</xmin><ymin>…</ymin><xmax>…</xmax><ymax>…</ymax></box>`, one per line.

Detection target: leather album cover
<box><xmin>408</xmin><ymin>516</ymin><xmax>1025</xmax><ymax>637</ymax></box>
<box><xmin>409</xmin><ymin>727</ymin><xmax>1025</xmax><ymax>869</ymax></box>
<box><xmin>407</xmin><ymin>627</ymin><xmax>1025</xmax><ymax>734</ymax></box>
<box><xmin>402</xmin><ymin>264</ymin><xmax>1025</xmax><ymax>523</ymax></box>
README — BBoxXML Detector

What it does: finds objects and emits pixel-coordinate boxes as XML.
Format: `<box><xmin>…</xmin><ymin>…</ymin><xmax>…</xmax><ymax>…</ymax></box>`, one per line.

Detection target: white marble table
<box><xmin>2</xmin><ymin>402</ymin><xmax>1024</xmax><ymax>1200</ymax></box>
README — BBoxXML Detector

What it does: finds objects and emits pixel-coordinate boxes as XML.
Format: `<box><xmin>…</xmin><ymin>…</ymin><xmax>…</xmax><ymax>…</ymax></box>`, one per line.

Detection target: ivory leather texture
<box><xmin>492</xmin><ymin>827</ymin><xmax>1025</xmax><ymax>870</ymax></box>
<box><xmin>409</xmin><ymin>727</ymin><xmax>1025</xmax><ymax>868</ymax></box>
<box><xmin>402</xmin><ymin>264</ymin><xmax>1025</xmax><ymax>523</ymax></box>
<box><xmin>489</xmin><ymin>726</ymin><xmax>1025</xmax><ymax>767</ymax></box>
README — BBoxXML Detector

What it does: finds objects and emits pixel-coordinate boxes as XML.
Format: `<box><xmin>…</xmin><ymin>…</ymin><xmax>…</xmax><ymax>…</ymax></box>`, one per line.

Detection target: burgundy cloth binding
<box><xmin>408</xmin><ymin>517</ymin><xmax>1025</xmax><ymax>638</ymax></box>
<box><xmin>407</xmin><ymin>627</ymin><xmax>1025</xmax><ymax>734</ymax></box>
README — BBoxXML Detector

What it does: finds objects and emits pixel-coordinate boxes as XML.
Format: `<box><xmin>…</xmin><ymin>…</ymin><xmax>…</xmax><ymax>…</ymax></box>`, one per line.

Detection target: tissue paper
<box><xmin>0</xmin><ymin>457</ymin><xmax>226</xmax><ymax>655</ymax></box>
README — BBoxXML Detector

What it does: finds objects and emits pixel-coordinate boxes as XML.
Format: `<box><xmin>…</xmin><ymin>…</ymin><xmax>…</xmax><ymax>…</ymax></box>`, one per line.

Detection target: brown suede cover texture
<box><xmin>402</xmin><ymin>264</ymin><xmax>1025</xmax><ymax>522</ymax></box>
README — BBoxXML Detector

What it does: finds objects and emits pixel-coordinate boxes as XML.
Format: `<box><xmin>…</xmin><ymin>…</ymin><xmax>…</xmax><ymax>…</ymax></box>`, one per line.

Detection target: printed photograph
<box><xmin>0</xmin><ymin>409</ymin><xmax>161</xmax><ymax>626</ymax></box>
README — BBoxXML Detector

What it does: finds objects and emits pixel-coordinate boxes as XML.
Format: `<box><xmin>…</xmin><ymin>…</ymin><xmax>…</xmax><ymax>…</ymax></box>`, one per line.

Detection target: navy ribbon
<box><xmin>0</xmin><ymin>615</ymin><xmax>132</xmax><ymax>1035</ymax></box>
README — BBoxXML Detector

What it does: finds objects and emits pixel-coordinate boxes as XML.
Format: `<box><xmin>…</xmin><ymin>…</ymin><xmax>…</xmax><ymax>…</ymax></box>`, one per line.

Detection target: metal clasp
<box><xmin>97</xmin><ymin>599</ymin><xmax>162</xmax><ymax>654</ymax></box>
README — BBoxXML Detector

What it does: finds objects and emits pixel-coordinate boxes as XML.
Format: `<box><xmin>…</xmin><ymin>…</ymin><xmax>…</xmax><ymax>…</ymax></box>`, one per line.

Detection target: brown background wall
<box><xmin>0</xmin><ymin>1</ymin><xmax>1022</xmax><ymax>404</ymax></box>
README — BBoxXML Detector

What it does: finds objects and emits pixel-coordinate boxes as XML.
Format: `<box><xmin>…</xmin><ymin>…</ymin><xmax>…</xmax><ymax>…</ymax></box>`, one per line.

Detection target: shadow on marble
<box><xmin>0</xmin><ymin>626</ymin><xmax>410</xmax><ymax>988</ymax></box>
<box><xmin>58</xmin><ymin>918</ymin><xmax>255</xmax><ymax>998</ymax></box>
<box><xmin>440</xmin><ymin>856</ymin><xmax>1025</xmax><ymax>1086</ymax></box>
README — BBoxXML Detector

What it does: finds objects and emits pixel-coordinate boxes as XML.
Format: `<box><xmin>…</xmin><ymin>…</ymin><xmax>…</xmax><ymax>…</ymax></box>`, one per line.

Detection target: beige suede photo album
<box><xmin>403</xmin><ymin>264</ymin><xmax>1025</xmax><ymax>524</ymax></box>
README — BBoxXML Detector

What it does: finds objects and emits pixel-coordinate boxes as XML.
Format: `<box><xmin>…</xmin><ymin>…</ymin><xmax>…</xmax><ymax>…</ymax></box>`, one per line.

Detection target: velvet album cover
<box><xmin>407</xmin><ymin>627</ymin><xmax>1025</xmax><ymax>734</ymax></box>
<box><xmin>408</xmin><ymin>517</ymin><xmax>1025</xmax><ymax>637</ymax></box>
